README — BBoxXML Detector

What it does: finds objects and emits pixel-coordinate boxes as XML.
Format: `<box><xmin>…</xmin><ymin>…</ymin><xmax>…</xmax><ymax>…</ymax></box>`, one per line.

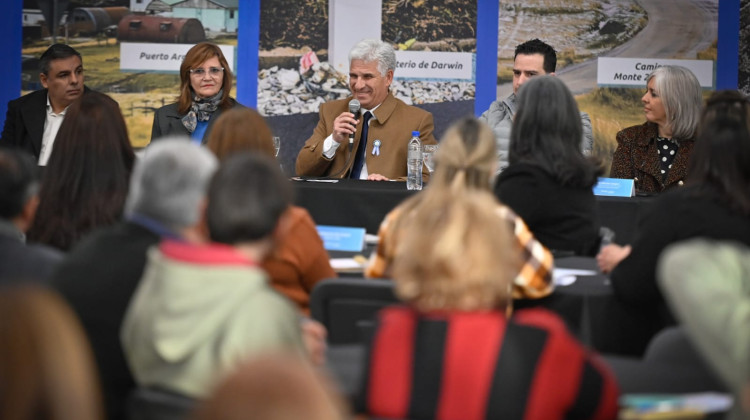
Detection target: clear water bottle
<box><xmin>406</xmin><ymin>131</ymin><xmax>423</xmax><ymax>191</ymax></box>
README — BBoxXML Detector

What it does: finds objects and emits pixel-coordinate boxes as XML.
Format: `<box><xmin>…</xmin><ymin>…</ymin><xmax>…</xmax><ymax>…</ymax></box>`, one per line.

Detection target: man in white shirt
<box><xmin>0</xmin><ymin>44</ymin><xmax>86</xmax><ymax>165</ymax></box>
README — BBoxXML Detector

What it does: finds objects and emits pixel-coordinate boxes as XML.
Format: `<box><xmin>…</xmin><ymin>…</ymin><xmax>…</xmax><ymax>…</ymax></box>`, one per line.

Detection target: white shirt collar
<box><xmin>361</xmin><ymin>103</ymin><xmax>381</xmax><ymax>120</ymax></box>
<box><xmin>46</xmin><ymin>95</ymin><xmax>69</xmax><ymax>117</ymax></box>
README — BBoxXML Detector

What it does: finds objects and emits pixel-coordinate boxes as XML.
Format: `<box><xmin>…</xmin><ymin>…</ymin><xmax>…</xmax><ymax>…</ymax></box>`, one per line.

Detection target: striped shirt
<box><xmin>357</xmin><ymin>306</ymin><xmax>619</xmax><ymax>420</ymax></box>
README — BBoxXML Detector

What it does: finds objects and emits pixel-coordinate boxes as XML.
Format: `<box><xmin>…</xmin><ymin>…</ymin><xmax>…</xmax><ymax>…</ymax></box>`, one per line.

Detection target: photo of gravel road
<box><xmin>495</xmin><ymin>0</ymin><xmax>718</xmax><ymax>172</ymax></box>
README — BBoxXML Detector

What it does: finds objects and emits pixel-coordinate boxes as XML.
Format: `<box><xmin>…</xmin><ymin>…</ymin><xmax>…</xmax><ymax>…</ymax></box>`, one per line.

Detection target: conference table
<box><xmin>318</xmin><ymin>255</ymin><xmax>667</xmax><ymax>357</ymax></box>
<box><xmin>293</xmin><ymin>178</ymin><xmax>655</xmax><ymax>245</ymax></box>
<box><xmin>301</xmin><ymin>179</ymin><xmax>667</xmax><ymax>355</ymax></box>
<box><xmin>519</xmin><ymin>256</ymin><xmax>668</xmax><ymax>357</ymax></box>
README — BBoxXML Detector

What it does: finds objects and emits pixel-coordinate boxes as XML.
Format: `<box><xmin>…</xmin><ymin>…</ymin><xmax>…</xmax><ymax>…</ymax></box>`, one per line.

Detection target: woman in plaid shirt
<box><xmin>365</xmin><ymin>117</ymin><xmax>553</xmax><ymax>299</ymax></box>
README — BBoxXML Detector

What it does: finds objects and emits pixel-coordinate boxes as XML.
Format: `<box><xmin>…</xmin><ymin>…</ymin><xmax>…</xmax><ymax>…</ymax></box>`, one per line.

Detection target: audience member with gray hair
<box><xmin>610</xmin><ymin>65</ymin><xmax>703</xmax><ymax>194</ymax></box>
<box><xmin>296</xmin><ymin>38</ymin><xmax>436</xmax><ymax>180</ymax></box>
<box><xmin>51</xmin><ymin>138</ymin><xmax>217</xmax><ymax>420</ymax></box>
<box><xmin>0</xmin><ymin>148</ymin><xmax>62</xmax><ymax>285</ymax></box>
<box><xmin>122</xmin><ymin>153</ymin><xmax>310</xmax><ymax>398</ymax></box>
<box><xmin>124</xmin><ymin>135</ymin><xmax>218</xmax><ymax>242</ymax></box>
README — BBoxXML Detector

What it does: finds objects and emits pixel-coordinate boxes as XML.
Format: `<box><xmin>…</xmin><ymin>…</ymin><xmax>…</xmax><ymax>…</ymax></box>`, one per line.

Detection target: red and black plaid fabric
<box><xmin>358</xmin><ymin>306</ymin><xmax>618</xmax><ymax>420</ymax></box>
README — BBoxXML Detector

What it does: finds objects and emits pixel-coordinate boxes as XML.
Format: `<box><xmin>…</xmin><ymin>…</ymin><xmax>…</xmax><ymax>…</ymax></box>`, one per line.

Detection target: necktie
<box><xmin>350</xmin><ymin>111</ymin><xmax>372</xmax><ymax>179</ymax></box>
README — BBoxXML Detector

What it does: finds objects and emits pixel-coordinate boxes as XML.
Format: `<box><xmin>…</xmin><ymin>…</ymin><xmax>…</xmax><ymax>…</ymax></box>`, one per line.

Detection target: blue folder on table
<box><xmin>316</xmin><ymin>225</ymin><xmax>366</xmax><ymax>252</ymax></box>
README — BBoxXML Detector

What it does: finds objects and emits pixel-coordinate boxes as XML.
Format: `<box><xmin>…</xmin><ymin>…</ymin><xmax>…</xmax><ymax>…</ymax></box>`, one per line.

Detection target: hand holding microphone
<box><xmin>332</xmin><ymin>99</ymin><xmax>361</xmax><ymax>145</ymax></box>
<box><xmin>326</xmin><ymin>99</ymin><xmax>362</xmax><ymax>179</ymax></box>
<box><xmin>347</xmin><ymin>99</ymin><xmax>361</xmax><ymax>148</ymax></box>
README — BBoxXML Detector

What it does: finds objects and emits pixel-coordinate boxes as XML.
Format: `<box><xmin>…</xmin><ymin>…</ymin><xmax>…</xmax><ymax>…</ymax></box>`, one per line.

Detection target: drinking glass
<box><xmin>422</xmin><ymin>144</ymin><xmax>438</xmax><ymax>174</ymax></box>
<box><xmin>273</xmin><ymin>136</ymin><xmax>281</xmax><ymax>157</ymax></box>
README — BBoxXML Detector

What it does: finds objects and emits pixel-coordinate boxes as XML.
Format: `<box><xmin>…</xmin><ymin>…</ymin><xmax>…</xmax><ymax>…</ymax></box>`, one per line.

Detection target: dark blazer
<box><xmin>51</xmin><ymin>221</ymin><xmax>161</xmax><ymax>420</ymax></box>
<box><xmin>0</xmin><ymin>229</ymin><xmax>63</xmax><ymax>285</ymax></box>
<box><xmin>1</xmin><ymin>89</ymin><xmax>49</xmax><ymax>159</ymax></box>
<box><xmin>610</xmin><ymin>122</ymin><xmax>695</xmax><ymax>194</ymax></box>
<box><xmin>149</xmin><ymin>98</ymin><xmax>242</xmax><ymax>143</ymax></box>
<box><xmin>0</xmin><ymin>87</ymin><xmax>91</xmax><ymax>160</ymax></box>
<box><xmin>295</xmin><ymin>93</ymin><xmax>437</xmax><ymax>179</ymax></box>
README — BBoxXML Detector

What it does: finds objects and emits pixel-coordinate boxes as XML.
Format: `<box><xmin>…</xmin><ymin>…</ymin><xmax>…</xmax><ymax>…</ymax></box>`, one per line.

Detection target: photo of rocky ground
<box><xmin>257</xmin><ymin>0</ymin><xmax>477</xmax><ymax>116</ymax></box>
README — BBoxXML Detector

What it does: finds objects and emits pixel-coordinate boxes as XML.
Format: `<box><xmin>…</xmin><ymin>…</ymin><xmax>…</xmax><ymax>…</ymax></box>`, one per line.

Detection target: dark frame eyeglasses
<box><xmin>189</xmin><ymin>67</ymin><xmax>225</xmax><ymax>77</ymax></box>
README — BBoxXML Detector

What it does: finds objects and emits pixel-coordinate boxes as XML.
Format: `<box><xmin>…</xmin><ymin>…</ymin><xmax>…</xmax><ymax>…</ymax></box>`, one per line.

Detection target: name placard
<box><xmin>395</xmin><ymin>51</ymin><xmax>474</xmax><ymax>80</ymax></box>
<box><xmin>597</xmin><ymin>57</ymin><xmax>714</xmax><ymax>88</ymax></box>
<box><xmin>593</xmin><ymin>177</ymin><xmax>635</xmax><ymax>197</ymax></box>
<box><xmin>316</xmin><ymin>225</ymin><xmax>366</xmax><ymax>252</ymax></box>
<box><xmin>120</xmin><ymin>42</ymin><xmax>235</xmax><ymax>73</ymax></box>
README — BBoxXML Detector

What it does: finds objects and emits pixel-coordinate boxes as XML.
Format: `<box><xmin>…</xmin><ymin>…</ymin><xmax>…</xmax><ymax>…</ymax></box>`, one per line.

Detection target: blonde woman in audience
<box><xmin>358</xmin><ymin>190</ymin><xmax>618</xmax><ymax>420</ymax></box>
<box><xmin>206</xmin><ymin>107</ymin><xmax>335</xmax><ymax>315</ymax></box>
<box><xmin>0</xmin><ymin>285</ymin><xmax>103</xmax><ymax>420</ymax></box>
<box><xmin>192</xmin><ymin>353</ymin><xmax>349</xmax><ymax>420</ymax></box>
<box><xmin>366</xmin><ymin>117</ymin><xmax>553</xmax><ymax>300</ymax></box>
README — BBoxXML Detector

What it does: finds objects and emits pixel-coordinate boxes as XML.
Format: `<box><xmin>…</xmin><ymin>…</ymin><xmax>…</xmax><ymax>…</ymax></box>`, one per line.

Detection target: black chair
<box><xmin>644</xmin><ymin>326</ymin><xmax>717</xmax><ymax>368</ymax></box>
<box><xmin>128</xmin><ymin>387</ymin><xmax>196</xmax><ymax>420</ymax></box>
<box><xmin>310</xmin><ymin>277</ymin><xmax>399</xmax><ymax>345</ymax></box>
<box><xmin>603</xmin><ymin>327</ymin><xmax>726</xmax><ymax>394</ymax></box>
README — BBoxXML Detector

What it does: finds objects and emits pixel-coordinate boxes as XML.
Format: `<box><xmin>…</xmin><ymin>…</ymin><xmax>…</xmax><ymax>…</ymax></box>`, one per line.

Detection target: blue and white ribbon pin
<box><xmin>372</xmin><ymin>139</ymin><xmax>381</xmax><ymax>156</ymax></box>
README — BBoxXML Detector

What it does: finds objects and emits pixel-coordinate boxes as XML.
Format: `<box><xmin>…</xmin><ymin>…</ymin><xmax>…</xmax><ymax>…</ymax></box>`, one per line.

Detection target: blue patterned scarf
<box><xmin>181</xmin><ymin>89</ymin><xmax>224</xmax><ymax>133</ymax></box>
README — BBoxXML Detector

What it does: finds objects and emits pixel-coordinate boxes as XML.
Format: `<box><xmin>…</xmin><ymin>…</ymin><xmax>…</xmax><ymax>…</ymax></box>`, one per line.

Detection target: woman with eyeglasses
<box><xmin>150</xmin><ymin>42</ymin><xmax>242</xmax><ymax>145</ymax></box>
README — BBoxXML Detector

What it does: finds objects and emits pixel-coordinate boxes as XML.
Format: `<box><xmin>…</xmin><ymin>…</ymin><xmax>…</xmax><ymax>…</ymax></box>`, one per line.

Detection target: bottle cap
<box><xmin>412</xmin><ymin>131</ymin><xmax>420</xmax><ymax>136</ymax></box>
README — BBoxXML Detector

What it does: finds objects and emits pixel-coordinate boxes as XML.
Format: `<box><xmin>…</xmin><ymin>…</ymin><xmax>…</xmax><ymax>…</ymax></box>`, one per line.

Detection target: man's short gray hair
<box><xmin>348</xmin><ymin>39</ymin><xmax>396</xmax><ymax>77</ymax></box>
<box><xmin>125</xmin><ymin>137</ymin><xmax>218</xmax><ymax>230</ymax></box>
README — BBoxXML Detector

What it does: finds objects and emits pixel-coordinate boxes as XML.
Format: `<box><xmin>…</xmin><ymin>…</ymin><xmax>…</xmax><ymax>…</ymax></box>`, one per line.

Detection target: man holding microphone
<box><xmin>296</xmin><ymin>39</ymin><xmax>436</xmax><ymax>180</ymax></box>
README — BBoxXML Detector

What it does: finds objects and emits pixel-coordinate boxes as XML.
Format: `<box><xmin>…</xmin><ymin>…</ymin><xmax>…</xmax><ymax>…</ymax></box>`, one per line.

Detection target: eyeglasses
<box><xmin>189</xmin><ymin>67</ymin><xmax>224</xmax><ymax>77</ymax></box>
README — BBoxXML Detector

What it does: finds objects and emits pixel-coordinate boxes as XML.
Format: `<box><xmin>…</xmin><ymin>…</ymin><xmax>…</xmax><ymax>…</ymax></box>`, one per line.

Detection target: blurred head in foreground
<box><xmin>0</xmin><ymin>286</ymin><xmax>102</xmax><ymax>420</ymax></box>
<box><xmin>192</xmin><ymin>353</ymin><xmax>348</xmax><ymax>420</ymax></box>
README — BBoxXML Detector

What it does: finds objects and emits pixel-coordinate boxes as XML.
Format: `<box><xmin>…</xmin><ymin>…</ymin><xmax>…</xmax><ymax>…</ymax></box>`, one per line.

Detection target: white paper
<box><xmin>553</xmin><ymin>268</ymin><xmax>597</xmax><ymax>286</ymax></box>
<box><xmin>329</xmin><ymin>258</ymin><xmax>365</xmax><ymax>270</ymax></box>
<box><xmin>681</xmin><ymin>393</ymin><xmax>734</xmax><ymax>413</ymax></box>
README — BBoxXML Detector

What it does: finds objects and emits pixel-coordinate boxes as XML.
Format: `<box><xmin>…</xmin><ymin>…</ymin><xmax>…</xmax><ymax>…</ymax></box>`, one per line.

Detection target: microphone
<box><xmin>348</xmin><ymin>99</ymin><xmax>361</xmax><ymax>147</ymax></box>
